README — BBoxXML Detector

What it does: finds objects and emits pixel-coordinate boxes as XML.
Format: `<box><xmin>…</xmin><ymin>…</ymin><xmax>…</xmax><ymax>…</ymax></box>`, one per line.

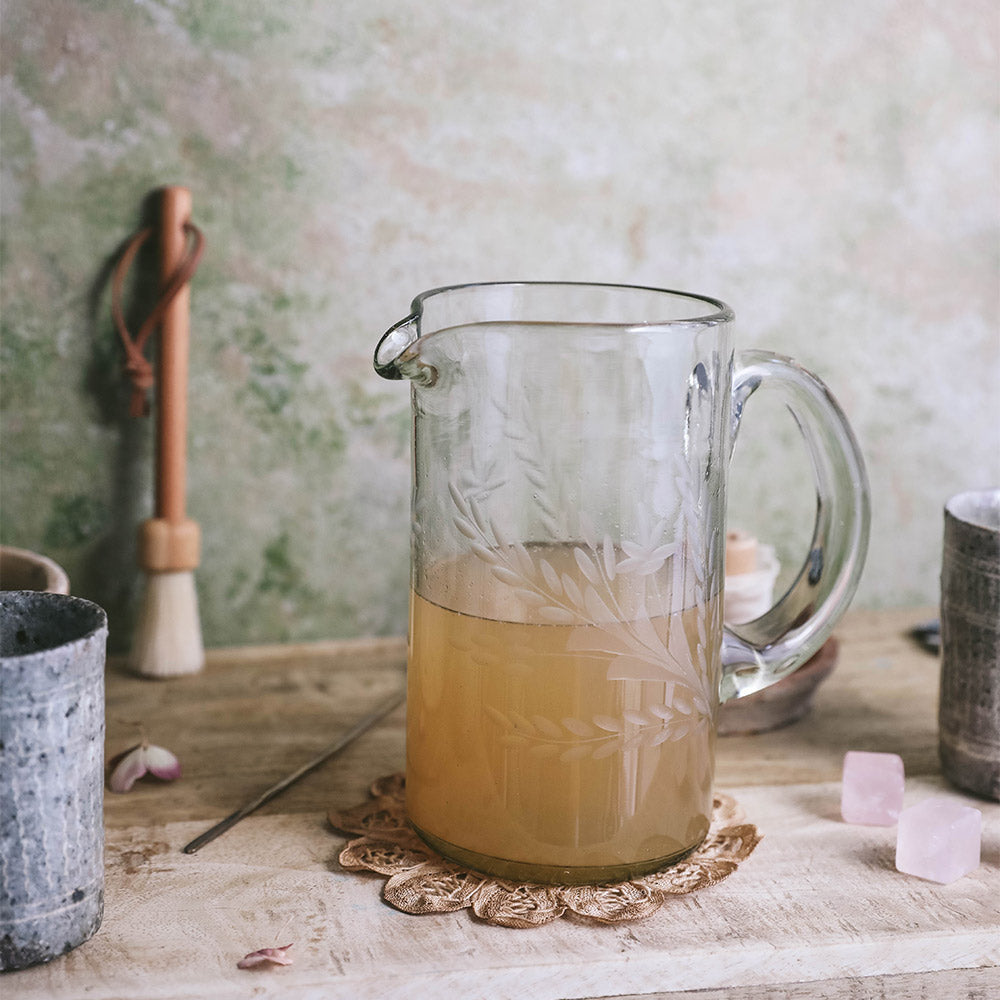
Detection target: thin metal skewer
<box><xmin>182</xmin><ymin>688</ymin><xmax>405</xmax><ymax>854</ymax></box>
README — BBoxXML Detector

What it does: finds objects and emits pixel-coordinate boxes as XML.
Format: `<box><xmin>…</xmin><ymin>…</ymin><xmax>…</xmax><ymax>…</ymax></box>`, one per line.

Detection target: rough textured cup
<box><xmin>939</xmin><ymin>489</ymin><xmax>1000</xmax><ymax>801</ymax></box>
<box><xmin>0</xmin><ymin>591</ymin><xmax>107</xmax><ymax>971</ymax></box>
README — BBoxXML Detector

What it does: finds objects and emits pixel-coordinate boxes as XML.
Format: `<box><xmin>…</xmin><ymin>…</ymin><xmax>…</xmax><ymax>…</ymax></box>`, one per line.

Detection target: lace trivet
<box><xmin>328</xmin><ymin>773</ymin><xmax>761</xmax><ymax>928</ymax></box>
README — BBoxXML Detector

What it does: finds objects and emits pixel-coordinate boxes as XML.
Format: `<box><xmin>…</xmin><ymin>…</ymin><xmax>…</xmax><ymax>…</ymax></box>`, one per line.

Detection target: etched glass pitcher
<box><xmin>375</xmin><ymin>282</ymin><xmax>869</xmax><ymax>884</ymax></box>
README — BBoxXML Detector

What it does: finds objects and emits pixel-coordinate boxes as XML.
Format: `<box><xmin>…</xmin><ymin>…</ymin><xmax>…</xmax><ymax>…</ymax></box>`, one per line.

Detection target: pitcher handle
<box><xmin>720</xmin><ymin>350</ymin><xmax>871</xmax><ymax>703</ymax></box>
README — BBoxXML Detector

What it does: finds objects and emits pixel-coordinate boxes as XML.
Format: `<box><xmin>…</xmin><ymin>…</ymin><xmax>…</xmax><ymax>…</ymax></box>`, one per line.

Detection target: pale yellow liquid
<box><xmin>407</xmin><ymin>546</ymin><xmax>720</xmax><ymax>884</ymax></box>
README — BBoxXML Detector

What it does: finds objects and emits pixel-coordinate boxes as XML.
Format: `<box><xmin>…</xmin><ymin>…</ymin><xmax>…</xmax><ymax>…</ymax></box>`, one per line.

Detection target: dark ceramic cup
<box><xmin>939</xmin><ymin>489</ymin><xmax>1000</xmax><ymax>801</ymax></box>
<box><xmin>1</xmin><ymin>591</ymin><xmax>108</xmax><ymax>971</ymax></box>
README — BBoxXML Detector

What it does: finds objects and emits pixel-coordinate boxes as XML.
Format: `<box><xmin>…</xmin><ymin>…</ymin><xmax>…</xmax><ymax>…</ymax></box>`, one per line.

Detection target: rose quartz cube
<box><xmin>841</xmin><ymin>751</ymin><xmax>905</xmax><ymax>825</ymax></box>
<box><xmin>895</xmin><ymin>798</ymin><xmax>982</xmax><ymax>884</ymax></box>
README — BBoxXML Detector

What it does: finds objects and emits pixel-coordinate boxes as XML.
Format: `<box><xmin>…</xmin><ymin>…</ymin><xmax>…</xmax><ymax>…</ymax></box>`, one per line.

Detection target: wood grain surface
<box><xmin>7</xmin><ymin>608</ymin><xmax>999</xmax><ymax>999</ymax></box>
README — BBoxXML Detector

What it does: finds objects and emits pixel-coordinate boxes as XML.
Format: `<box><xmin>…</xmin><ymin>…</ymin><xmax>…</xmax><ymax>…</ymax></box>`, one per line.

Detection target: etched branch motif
<box><xmin>439</xmin><ymin>362</ymin><xmax>723</xmax><ymax>762</ymax></box>
<box><xmin>448</xmin><ymin>476</ymin><xmax>715</xmax><ymax>759</ymax></box>
<box><xmin>483</xmin><ymin>697</ymin><xmax>711</xmax><ymax>763</ymax></box>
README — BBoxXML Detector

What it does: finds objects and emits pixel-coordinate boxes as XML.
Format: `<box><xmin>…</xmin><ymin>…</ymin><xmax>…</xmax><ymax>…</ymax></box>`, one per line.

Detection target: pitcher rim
<box><xmin>409</xmin><ymin>281</ymin><xmax>735</xmax><ymax>328</ymax></box>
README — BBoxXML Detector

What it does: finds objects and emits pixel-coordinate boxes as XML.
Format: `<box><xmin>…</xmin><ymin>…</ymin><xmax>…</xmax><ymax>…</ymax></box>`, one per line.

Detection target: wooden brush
<box><xmin>129</xmin><ymin>186</ymin><xmax>205</xmax><ymax>678</ymax></box>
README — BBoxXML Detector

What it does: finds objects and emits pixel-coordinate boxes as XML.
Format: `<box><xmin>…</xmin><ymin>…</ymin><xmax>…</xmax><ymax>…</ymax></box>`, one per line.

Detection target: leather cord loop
<box><xmin>111</xmin><ymin>222</ymin><xmax>204</xmax><ymax>417</ymax></box>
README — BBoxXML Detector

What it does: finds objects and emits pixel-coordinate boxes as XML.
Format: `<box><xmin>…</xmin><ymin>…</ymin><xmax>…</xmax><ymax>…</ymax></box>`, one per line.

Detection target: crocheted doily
<box><xmin>328</xmin><ymin>773</ymin><xmax>761</xmax><ymax>928</ymax></box>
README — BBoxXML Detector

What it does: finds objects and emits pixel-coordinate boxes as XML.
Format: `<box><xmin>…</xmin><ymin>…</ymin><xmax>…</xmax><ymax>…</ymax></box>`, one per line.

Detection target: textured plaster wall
<box><xmin>2</xmin><ymin>0</ymin><xmax>998</xmax><ymax>650</ymax></box>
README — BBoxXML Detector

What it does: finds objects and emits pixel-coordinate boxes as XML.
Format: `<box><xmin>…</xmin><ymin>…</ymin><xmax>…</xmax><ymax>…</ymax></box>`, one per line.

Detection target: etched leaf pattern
<box><xmin>447</xmin><ymin>372</ymin><xmax>719</xmax><ymax>761</ymax></box>
<box><xmin>485</xmin><ymin>701</ymin><xmax>710</xmax><ymax>762</ymax></box>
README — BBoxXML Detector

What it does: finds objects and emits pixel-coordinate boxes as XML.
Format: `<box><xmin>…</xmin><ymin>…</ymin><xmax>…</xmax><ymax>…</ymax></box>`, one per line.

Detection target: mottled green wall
<box><xmin>2</xmin><ymin>0</ymin><xmax>998</xmax><ymax>650</ymax></box>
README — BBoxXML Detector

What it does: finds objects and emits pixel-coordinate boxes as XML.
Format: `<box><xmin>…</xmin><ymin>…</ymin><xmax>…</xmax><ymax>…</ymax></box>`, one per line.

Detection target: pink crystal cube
<box><xmin>895</xmin><ymin>798</ymin><xmax>982</xmax><ymax>884</ymax></box>
<box><xmin>841</xmin><ymin>751</ymin><xmax>905</xmax><ymax>825</ymax></box>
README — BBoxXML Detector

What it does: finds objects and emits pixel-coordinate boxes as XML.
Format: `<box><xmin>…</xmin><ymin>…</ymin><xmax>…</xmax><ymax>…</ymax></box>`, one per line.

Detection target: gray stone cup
<box><xmin>1</xmin><ymin>591</ymin><xmax>107</xmax><ymax>971</ymax></box>
<box><xmin>939</xmin><ymin>489</ymin><xmax>1000</xmax><ymax>801</ymax></box>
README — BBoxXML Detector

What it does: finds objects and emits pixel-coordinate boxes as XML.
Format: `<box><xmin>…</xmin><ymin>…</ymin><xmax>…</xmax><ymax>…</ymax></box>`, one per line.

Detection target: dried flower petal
<box><xmin>237</xmin><ymin>944</ymin><xmax>294</xmax><ymax>969</ymax></box>
<box><xmin>143</xmin><ymin>743</ymin><xmax>182</xmax><ymax>781</ymax></box>
<box><xmin>108</xmin><ymin>745</ymin><xmax>148</xmax><ymax>793</ymax></box>
<box><xmin>108</xmin><ymin>741</ymin><xmax>181</xmax><ymax>793</ymax></box>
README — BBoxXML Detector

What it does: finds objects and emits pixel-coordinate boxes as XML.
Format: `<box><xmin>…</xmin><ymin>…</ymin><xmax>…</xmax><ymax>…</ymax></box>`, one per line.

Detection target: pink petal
<box><xmin>143</xmin><ymin>743</ymin><xmax>182</xmax><ymax>781</ymax></box>
<box><xmin>237</xmin><ymin>944</ymin><xmax>294</xmax><ymax>969</ymax></box>
<box><xmin>108</xmin><ymin>745</ymin><xmax>148</xmax><ymax>793</ymax></box>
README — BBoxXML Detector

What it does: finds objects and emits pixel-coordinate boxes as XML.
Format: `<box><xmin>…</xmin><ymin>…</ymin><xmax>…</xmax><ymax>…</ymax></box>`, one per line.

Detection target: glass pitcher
<box><xmin>375</xmin><ymin>282</ymin><xmax>869</xmax><ymax>885</ymax></box>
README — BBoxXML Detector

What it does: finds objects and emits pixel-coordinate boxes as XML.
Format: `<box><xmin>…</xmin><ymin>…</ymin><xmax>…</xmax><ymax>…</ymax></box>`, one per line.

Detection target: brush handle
<box><xmin>138</xmin><ymin>186</ymin><xmax>200</xmax><ymax>574</ymax></box>
<box><xmin>157</xmin><ymin>186</ymin><xmax>193</xmax><ymax>524</ymax></box>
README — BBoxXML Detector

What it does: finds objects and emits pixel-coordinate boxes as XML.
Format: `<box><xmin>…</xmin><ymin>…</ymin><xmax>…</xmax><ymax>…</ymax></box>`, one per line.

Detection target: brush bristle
<box><xmin>129</xmin><ymin>570</ymin><xmax>205</xmax><ymax>677</ymax></box>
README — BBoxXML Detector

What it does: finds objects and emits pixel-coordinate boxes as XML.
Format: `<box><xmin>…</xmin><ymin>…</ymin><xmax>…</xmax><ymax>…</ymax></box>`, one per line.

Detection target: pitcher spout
<box><xmin>374</xmin><ymin>314</ymin><xmax>437</xmax><ymax>385</ymax></box>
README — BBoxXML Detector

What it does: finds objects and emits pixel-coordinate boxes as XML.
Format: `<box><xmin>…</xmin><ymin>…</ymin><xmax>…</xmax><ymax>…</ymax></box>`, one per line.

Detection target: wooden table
<box><xmin>8</xmin><ymin>609</ymin><xmax>998</xmax><ymax>999</ymax></box>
